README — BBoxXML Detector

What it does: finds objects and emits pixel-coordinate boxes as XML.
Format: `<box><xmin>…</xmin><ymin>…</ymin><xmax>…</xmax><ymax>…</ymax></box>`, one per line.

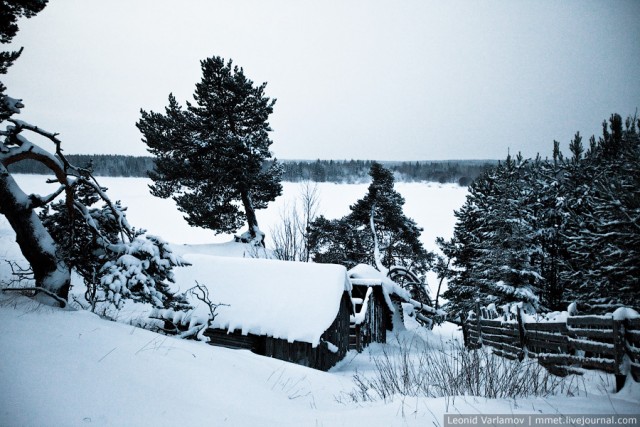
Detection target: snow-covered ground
<box><xmin>2</xmin><ymin>294</ymin><xmax>638</xmax><ymax>427</ymax></box>
<box><xmin>1</xmin><ymin>175</ymin><xmax>639</xmax><ymax>426</ymax></box>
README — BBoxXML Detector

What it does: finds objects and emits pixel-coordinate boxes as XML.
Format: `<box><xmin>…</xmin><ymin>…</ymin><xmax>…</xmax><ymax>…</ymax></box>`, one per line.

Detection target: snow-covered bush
<box><xmin>37</xmin><ymin>175</ymin><xmax>191</xmax><ymax>313</ymax></box>
<box><xmin>100</xmin><ymin>235</ymin><xmax>190</xmax><ymax>311</ymax></box>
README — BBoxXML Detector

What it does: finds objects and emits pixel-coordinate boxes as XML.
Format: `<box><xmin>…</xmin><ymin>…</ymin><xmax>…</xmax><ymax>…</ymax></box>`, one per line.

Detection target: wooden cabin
<box><xmin>347</xmin><ymin>263</ymin><xmax>441</xmax><ymax>350</ymax></box>
<box><xmin>349</xmin><ymin>280</ymin><xmax>391</xmax><ymax>351</ymax></box>
<box><xmin>176</xmin><ymin>255</ymin><xmax>353</xmax><ymax>371</ymax></box>
<box><xmin>205</xmin><ymin>291</ymin><xmax>352</xmax><ymax>371</ymax></box>
<box><xmin>347</xmin><ymin>264</ymin><xmax>405</xmax><ymax>352</ymax></box>
<box><xmin>172</xmin><ymin>255</ymin><xmax>436</xmax><ymax>369</ymax></box>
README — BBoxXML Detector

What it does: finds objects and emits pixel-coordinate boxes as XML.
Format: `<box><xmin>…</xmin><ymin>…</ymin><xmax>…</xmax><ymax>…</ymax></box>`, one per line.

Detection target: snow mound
<box><xmin>612</xmin><ymin>307</ymin><xmax>640</xmax><ymax>320</ymax></box>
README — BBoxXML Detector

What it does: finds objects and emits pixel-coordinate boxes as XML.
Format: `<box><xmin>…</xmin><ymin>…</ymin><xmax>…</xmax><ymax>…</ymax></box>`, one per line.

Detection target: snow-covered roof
<box><xmin>348</xmin><ymin>264</ymin><xmax>411</xmax><ymax>299</ymax></box>
<box><xmin>348</xmin><ymin>264</ymin><xmax>446</xmax><ymax>318</ymax></box>
<box><xmin>173</xmin><ymin>255</ymin><xmax>352</xmax><ymax>346</ymax></box>
<box><xmin>348</xmin><ymin>264</ymin><xmax>413</xmax><ymax>313</ymax></box>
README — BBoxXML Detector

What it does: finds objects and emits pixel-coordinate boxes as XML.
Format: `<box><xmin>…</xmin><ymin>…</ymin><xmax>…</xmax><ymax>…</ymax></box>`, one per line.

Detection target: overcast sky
<box><xmin>4</xmin><ymin>0</ymin><xmax>640</xmax><ymax>161</ymax></box>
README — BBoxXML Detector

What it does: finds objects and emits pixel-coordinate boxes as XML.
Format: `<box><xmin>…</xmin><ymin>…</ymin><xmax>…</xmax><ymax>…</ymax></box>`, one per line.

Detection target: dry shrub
<box><xmin>346</xmin><ymin>334</ymin><xmax>583</xmax><ymax>402</ymax></box>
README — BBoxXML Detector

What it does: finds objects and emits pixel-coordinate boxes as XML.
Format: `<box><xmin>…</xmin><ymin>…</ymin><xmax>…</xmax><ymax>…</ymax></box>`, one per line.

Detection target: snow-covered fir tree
<box><xmin>443</xmin><ymin>114</ymin><xmax>639</xmax><ymax>318</ymax></box>
<box><xmin>443</xmin><ymin>156</ymin><xmax>543</xmax><ymax>317</ymax></box>
<box><xmin>137</xmin><ymin>56</ymin><xmax>283</xmax><ymax>245</ymax></box>
<box><xmin>527</xmin><ymin>148</ymin><xmax>566</xmax><ymax>311</ymax></box>
<box><xmin>558</xmin><ymin>114</ymin><xmax>640</xmax><ymax>312</ymax></box>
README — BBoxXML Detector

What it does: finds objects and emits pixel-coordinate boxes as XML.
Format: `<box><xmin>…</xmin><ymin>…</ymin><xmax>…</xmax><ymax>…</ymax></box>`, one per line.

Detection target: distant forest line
<box><xmin>7</xmin><ymin>155</ymin><xmax>497</xmax><ymax>185</ymax></box>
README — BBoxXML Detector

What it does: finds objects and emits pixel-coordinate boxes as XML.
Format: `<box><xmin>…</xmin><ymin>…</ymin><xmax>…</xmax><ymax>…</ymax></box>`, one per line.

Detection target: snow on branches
<box><xmin>1</xmin><ymin>107</ymin><xmax>190</xmax><ymax>311</ymax></box>
<box><xmin>0</xmin><ymin>2</ymin><xmax>191</xmax><ymax>311</ymax></box>
<box><xmin>100</xmin><ymin>236</ymin><xmax>191</xmax><ymax>310</ymax></box>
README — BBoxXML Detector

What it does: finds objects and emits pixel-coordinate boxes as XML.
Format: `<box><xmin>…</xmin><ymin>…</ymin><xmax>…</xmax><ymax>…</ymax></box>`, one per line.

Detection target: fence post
<box><xmin>460</xmin><ymin>313</ymin><xmax>470</xmax><ymax>348</ymax></box>
<box><xmin>475</xmin><ymin>301</ymin><xmax>482</xmax><ymax>346</ymax></box>
<box><xmin>613</xmin><ymin>319</ymin><xmax>626</xmax><ymax>392</ymax></box>
<box><xmin>516</xmin><ymin>306</ymin><xmax>526</xmax><ymax>361</ymax></box>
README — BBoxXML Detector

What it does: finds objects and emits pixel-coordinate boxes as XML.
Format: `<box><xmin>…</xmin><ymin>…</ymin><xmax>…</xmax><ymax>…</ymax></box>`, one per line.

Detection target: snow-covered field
<box><xmin>2</xmin><ymin>175</ymin><xmax>467</xmax><ymax>249</ymax></box>
<box><xmin>1</xmin><ymin>175</ymin><xmax>639</xmax><ymax>426</ymax></box>
<box><xmin>0</xmin><ymin>175</ymin><xmax>467</xmax><ymax>292</ymax></box>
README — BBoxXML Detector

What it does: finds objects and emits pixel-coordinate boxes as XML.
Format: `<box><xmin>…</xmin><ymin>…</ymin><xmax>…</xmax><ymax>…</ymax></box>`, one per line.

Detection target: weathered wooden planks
<box><xmin>463</xmin><ymin>306</ymin><xmax>639</xmax><ymax>389</ymax></box>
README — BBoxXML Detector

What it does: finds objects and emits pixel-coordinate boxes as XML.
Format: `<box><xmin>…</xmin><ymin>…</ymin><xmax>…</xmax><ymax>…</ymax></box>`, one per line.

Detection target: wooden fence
<box><xmin>462</xmin><ymin>304</ymin><xmax>640</xmax><ymax>392</ymax></box>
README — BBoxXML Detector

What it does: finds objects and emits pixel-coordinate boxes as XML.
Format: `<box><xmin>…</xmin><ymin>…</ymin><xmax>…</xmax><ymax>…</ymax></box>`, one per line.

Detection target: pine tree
<box><xmin>137</xmin><ymin>56</ymin><xmax>282</xmax><ymax>245</ymax></box>
<box><xmin>309</xmin><ymin>162</ymin><xmax>434</xmax><ymax>286</ymax></box>
<box><xmin>40</xmin><ymin>176</ymin><xmax>190</xmax><ymax>312</ymax></box>
<box><xmin>443</xmin><ymin>155</ymin><xmax>544</xmax><ymax>318</ymax></box>
<box><xmin>559</xmin><ymin>115</ymin><xmax>640</xmax><ymax>312</ymax></box>
<box><xmin>348</xmin><ymin>162</ymin><xmax>434</xmax><ymax>275</ymax></box>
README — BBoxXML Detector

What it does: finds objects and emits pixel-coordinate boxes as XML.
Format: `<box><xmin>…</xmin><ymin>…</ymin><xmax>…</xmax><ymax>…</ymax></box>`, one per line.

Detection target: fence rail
<box><xmin>463</xmin><ymin>304</ymin><xmax>640</xmax><ymax>392</ymax></box>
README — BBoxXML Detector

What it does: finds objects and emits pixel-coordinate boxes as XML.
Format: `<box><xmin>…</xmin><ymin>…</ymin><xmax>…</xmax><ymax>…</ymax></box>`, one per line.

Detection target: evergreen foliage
<box><xmin>442</xmin><ymin>155</ymin><xmax>543</xmax><ymax>317</ymax></box>
<box><xmin>40</xmin><ymin>175</ymin><xmax>190</xmax><ymax>312</ymax></box>
<box><xmin>0</xmin><ymin>0</ymin><xmax>48</xmax><ymax>121</ymax></box>
<box><xmin>137</xmin><ymin>56</ymin><xmax>282</xmax><ymax>244</ymax></box>
<box><xmin>8</xmin><ymin>155</ymin><xmax>493</xmax><ymax>185</ymax></box>
<box><xmin>309</xmin><ymin>162</ymin><xmax>435</xmax><ymax>278</ymax></box>
<box><xmin>558</xmin><ymin>115</ymin><xmax>640</xmax><ymax>311</ymax></box>
<box><xmin>99</xmin><ymin>235</ymin><xmax>190</xmax><ymax>311</ymax></box>
<box><xmin>443</xmin><ymin>114</ymin><xmax>640</xmax><ymax>318</ymax></box>
<box><xmin>0</xmin><ymin>0</ymin><xmax>191</xmax><ymax>313</ymax></box>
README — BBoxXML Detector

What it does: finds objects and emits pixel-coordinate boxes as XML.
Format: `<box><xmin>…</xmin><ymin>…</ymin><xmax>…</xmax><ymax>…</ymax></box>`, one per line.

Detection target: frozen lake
<box><xmin>8</xmin><ymin>175</ymin><xmax>469</xmax><ymax>252</ymax></box>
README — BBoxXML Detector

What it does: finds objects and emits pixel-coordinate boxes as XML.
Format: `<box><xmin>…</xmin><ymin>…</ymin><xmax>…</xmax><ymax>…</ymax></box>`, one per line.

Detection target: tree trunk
<box><xmin>369</xmin><ymin>203</ymin><xmax>387</xmax><ymax>274</ymax></box>
<box><xmin>0</xmin><ymin>167</ymin><xmax>70</xmax><ymax>306</ymax></box>
<box><xmin>239</xmin><ymin>189</ymin><xmax>264</xmax><ymax>246</ymax></box>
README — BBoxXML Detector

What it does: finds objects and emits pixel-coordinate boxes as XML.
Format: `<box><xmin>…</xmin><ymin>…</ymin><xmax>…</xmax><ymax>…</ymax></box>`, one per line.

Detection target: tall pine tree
<box><xmin>137</xmin><ymin>56</ymin><xmax>282</xmax><ymax>245</ymax></box>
